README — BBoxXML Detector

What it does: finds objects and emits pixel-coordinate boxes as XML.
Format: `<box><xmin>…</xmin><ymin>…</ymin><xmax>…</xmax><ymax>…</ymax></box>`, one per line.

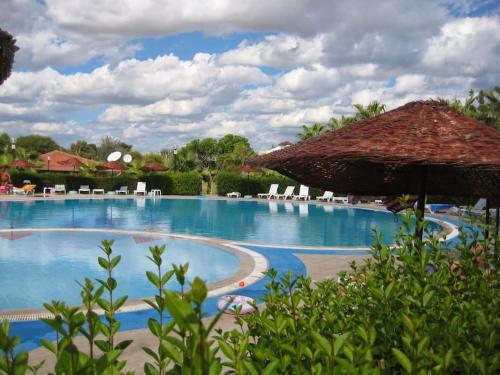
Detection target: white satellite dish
<box><xmin>123</xmin><ymin>154</ymin><xmax>132</xmax><ymax>163</ymax></box>
<box><xmin>107</xmin><ymin>151</ymin><xmax>122</xmax><ymax>162</ymax></box>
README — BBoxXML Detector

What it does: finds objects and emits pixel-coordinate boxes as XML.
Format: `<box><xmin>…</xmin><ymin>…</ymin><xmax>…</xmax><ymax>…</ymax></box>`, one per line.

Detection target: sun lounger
<box><xmin>12</xmin><ymin>184</ymin><xmax>36</xmax><ymax>195</ymax></box>
<box><xmin>227</xmin><ymin>192</ymin><xmax>241</xmax><ymax>198</ymax></box>
<box><xmin>275</xmin><ymin>186</ymin><xmax>295</xmax><ymax>200</ymax></box>
<box><xmin>293</xmin><ymin>185</ymin><xmax>310</xmax><ymax>200</ymax></box>
<box><xmin>116</xmin><ymin>186</ymin><xmax>129</xmax><ymax>195</ymax></box>
<box><xmin>54</xmin><ymin>184</ymin><xmax>66</xmax><ymax>194</ymax></box>
<box><xmin>317</xmin><ymin>191</ymin><xmax>334</xmax><ymax>202</ymax></box>
<box><xmin>258</xmin><ymin>184</ymin><xmax>279</xmax><ymax>199</ymax></box>
<box><xmin>78</xmin><ymin>185</ymin><xmax>91</xmax><ymax>194</ymax></box>
<box><xmin>134</xmin><ymin>182</ymin><xmax>147</xmax><ymax>196</ymax></box>
<box><xmin>460</xmin><ymin>198</ymin><xmax>495</xmax><ymax>216</ymax></box>
<box><xmin>332</xmin><ymin>194</ymin><xmax>348</xmax><ymax>204</ymax></box>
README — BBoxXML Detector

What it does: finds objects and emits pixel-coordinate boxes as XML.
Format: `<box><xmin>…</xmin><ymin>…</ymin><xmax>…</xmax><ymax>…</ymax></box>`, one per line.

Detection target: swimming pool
<box><xmin>0</xmin><ymin>198</ymin><xmax>438</xmax><ymax>246</ymax></box>
<box><xmin>0</xmin><ymin>231</ymin><xmax>240</xmax><ymax>310</ymax></box>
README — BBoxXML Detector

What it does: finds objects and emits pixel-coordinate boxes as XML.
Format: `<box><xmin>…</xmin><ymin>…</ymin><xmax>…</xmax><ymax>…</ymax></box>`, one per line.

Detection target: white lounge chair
<box><xmin>134</xmin><ymin>182</ymin><xmax>147</xmax><ymax>196</ymax></box>
<box><xmin>227</xmin><ymin>192</ymin><xmax>241</xmax><ymax>198</ymax></box>
<box><xmin>54</xmin><ymin>184</ymin><xmax>66</xmax><ymax>194</ymax></box>
<box><xmin>258</xmin><ymin>184</ymin><xmax>279</xmax><ymax>199</ymax></box>
<box><xmin>293</xmin><ymin>185</ymin><xmax>310</xmax><ymax>200</ymax></box>
<box><xmin>116</xmin><ymin>186</ymin><xmax>129</xmax><ymax>195</ymax></box>
<box><xmin>332</xmin><ymin>194</ymin><xmax>348</xmax><ymax>204</ymax></box>
<box><xmin>276</xmin><ymin>186</ymin><xmax>295</xmax><ymax>200</ymax></box>
<box><xmin>317</xmin><ymin>191</ymin><xmax>334</xmax><ymax>202</ymax></box>
<box><xmin>460</xmin><ymin>198</ymin><xmax>495</xmax><ymax>216</ymax></box>
<box><xmin>78</xmin><ymin>185</ymin><xmax>91</xmax><ymax>194</ymax></box>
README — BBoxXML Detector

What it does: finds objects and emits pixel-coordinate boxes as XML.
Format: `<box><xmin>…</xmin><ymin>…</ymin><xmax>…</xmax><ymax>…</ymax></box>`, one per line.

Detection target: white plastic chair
<box><xmin>276</xmin><ymin>186</ymin><xmax>295</xmax><ymax>200</ymax></box>
<box><xmin>54</xmin><ymin>184</ymin><xmax>66</xmax><ymax>194</ymax></box>
<box><xmin>293</xmin><ymin>185</ymin><xmax>310</xmax><ymax>200</ymax></box>
<box><xmin>258</xmin><ymin>184</ymin><xmax>279</xmax><ymax>199</ymax></box>
<box><xmin>317</xmin><ymin>191</ymin><xmax>334</xmax><ymax>202</ymax></box>
<box><xmin>116</xmin><ymin>186</ymin><xmax>129</xmax><ymax>195</ymax></box>
<box><xmin>78</xmin><ymin>185</ymin><xmax>90</xmax><ymax>194</ymax></box>
<box><xmin>134</xmin><ymin>182</ymin><xmax>147</xmax><ymax>196</ymax></box>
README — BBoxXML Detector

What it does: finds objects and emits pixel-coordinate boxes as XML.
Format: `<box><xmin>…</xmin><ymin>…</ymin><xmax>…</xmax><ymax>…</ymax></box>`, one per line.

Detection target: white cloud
<box><xmin>422</xmin><ymin>16</ymin><xmax>500</xmax><ymax>75</ymax></box>
<box><xmin>0</xmin><ymin>1</ymin><xmax>498</xmax><ymax>152</ymax></box>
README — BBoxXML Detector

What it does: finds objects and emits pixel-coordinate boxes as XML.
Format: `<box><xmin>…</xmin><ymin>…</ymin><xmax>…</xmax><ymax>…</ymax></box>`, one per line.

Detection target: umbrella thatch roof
<box><xmin>250</xmin><ymin>101</ymin><xmax>500</xmax><ymax>201</ymax></box>
<box><xmin>140</xmin><ymin>161</ymin><xmax>168</xmax><ymax>172</ymax></box>
<box><xmin>97</xmin><ymin>161</ymin><xmax>127</xmax><ymax>172</ymax></box>
<box><xmin>9</xmin><ymin>160</ymin><xmax>36</xmax><ymax>169</ymax></box>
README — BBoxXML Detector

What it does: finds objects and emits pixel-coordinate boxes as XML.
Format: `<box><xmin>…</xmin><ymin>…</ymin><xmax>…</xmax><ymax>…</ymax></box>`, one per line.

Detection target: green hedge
<box><xmin>9</xmin><ymin>171</ymin><xmax>202</xmax><ymax>195</ymax></box>
<box><xmin>215</xmin><ymin>171</ymin><xmax>322</xmax><ymax>197</ymax></box>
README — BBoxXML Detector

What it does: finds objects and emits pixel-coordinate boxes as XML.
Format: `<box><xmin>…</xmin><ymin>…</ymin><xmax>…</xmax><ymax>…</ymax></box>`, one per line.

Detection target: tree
<box><xmin>16</xmin><ymin>135</ymin><xmax>60</xmax><ymax>155</ymax></box>
<box><xmin>0</xmin><ymin>132</ymin><xmax>10</xmax><ymax>151</ymax></box>
<box><xmin>475</xmin><ymin>86</ymin><xmax>499</xmax><ymax>129</ymax></box>
<box><xmin>353</xmin><ymin>101</ymin><xmax>386</xmax><ymax>120</ymax></box>
<box><xmin>216</xmin><ymin>135</ymin><xmax>252</xmax><ymax>155</ymax></box>
<box><xmin>69</xmin><ymin>140</ymin><xmax>98</xmax><ymax>159</ymax></box>
<box><xmin>439</xmin><ymin>87</ymin><xmax>499</xmax><ymax>129</ymax></box>
<box><xmin>328</xmin><ymin>115</ymin><xmax>356</xmax><ymax>131</ymax></box>
<box><xmin>0</xmin><ymin>28</ymin><xmax>19</xmax><ymax>85</ymax></box>
<box><xmin>296</xmin><ymin>123</ymin><xmax>327</xmax><ymax>141</ymax></box>
<box><xmin>96</xmin><ymin>136</ymin><xmax>132</xmax><ymax>161</ymax></box>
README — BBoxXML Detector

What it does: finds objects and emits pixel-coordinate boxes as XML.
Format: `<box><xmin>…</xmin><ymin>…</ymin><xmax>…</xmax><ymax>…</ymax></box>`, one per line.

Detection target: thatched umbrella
<box><xmin>59</xmin><ymin>157</ymin><xmax>86</xmax><ymax>173</ymax></box>
<box><xmin>9</xmin><ymin>160</ymin><xmax>36</xmax><ymax>169</ymax></box>
<box><xmin>250</xmin><ymin>101</ymin><xmax>500</xmax><ymax>239</ymax></box>
<box><xmin>140</xmin><ymin>162</ymin><xmax>168</xmax><ymax>172</ymax></box>
<box><xmin>97</xmin><ymin>161</ymin><xmax>127</xmax><ymax>175</ymax></box>
<box><xmin>0</xmin><ymin>28</ymin><xmax>19</xmax><ymax>85</ymax></box>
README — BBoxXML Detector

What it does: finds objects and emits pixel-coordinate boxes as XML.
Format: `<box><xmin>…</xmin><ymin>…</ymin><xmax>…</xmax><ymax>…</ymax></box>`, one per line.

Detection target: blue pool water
<box><xmin>0</xmin><ymin>198</ymin><xmax>436</xmax><ymax>246</ymax></box>
<box><xmin>0</xmin><ymin>231</ymin><xmax>239</xmax><ymax>310</ymax></box>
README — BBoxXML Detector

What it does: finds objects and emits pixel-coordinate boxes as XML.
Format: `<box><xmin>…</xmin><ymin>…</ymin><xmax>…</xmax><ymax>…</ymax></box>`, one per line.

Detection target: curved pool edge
<box><xmin>0</xmin><ymin>228</ymin><xmax>268</xmax><ymax>322</ymax></box>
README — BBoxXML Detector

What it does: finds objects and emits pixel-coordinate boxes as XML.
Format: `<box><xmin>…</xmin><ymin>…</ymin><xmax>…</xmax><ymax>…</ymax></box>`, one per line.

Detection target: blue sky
<box><xmin>0</xmin><ymin>0</ymin><xmax>498</xmax><ymax>151</ymax></box>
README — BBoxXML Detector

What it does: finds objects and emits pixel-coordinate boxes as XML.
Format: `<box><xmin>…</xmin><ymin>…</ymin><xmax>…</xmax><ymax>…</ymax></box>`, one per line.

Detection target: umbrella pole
<box><xmin>495</xmin><ymin>207</ymin><xmax>499</xmax><ymax>256</ymax></box>
<box><xmin>415</xmin><ymin>167</ymin><xmax>427</xmax><ymax>241</ymax></box>
<box><xmin>485</xmin><ymin>198</ymin><xmax>490</xmax><ymax>239</ymax></box>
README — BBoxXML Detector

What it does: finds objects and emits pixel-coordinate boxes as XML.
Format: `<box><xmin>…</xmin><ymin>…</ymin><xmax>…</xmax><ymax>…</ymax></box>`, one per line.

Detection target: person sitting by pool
<box><xmin>1</xmin><ymin>167</ymin><xmax>12</xmax><ymax>193</ymax></box>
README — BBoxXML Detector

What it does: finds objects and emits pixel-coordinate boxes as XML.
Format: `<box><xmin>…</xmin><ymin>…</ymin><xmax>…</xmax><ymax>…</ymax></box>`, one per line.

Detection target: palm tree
<box><xmin>296</xmin><ymin>123</ymin><xmax>327</xmax><ymax>141</ymax></box>
<box><xmin>354</xmin><ymin>101</ymin><xmax>386</xmax><ymax>120</ymax></box>
<box><xmin>328</xmin><ymin>115</ymin><xmax>356</xmax><ymax>131</ymax></box>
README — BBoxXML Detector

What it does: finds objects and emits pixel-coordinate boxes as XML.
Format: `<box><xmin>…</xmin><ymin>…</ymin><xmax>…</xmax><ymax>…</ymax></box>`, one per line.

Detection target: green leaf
<box><xmin>40</xmin><ymin>338</ymin><xmax>56</xmax><ymax>354</ymax></box>
<box><xmin>160</xmin><ymin>341</ymin><xmax>183</xmax><ymax>364</ymax></box>
<box><xmin>334</xmin><ymin>333</ymin><xmax>349</xmax><ymax>356</ymax></box>
<box><xmin>217</xmin><ymin>340</ymin><xmax>235</xmax><ymax>361</ymax></box>
<box><xmin>423</xmin><ymin>291</ymin><xmax>434</xmax><ymax>307</ymax></box>
<box><xmin>110</xmin><ymin>255</ymin><xmax>122</xmax><ymax>268</ymax></box>
<box><xmin>148</xmin><ymin>319</ymin><xmax>162</xmax><ymax>337</ymax></box>
<box><xmin>312</xmin><ymin>332</ymin><xmax>331</xmax><ymax>354</ymax></box>
<box><xmin>146</xmin><ymin>271</ymin><xmax>161</xmax><ymax>288</ymax></box>
<box><xmin>144</xmin><ymin>362</ymin><xmax>158</xmax><ymax>375</ymax></box>
<box><xmin>392</xmin><ymin>348</ymin><xmax>412</xmax><ymax>373</ymax></box>
<box><xmin>114</xmin><ymin>295</ymin><xmax>128</xmax><ymax>311</ymax></box>
<box><xmin>242</xmin><ymin>360</ymin><xmax>259</xmax><ymax>375</ymax></box>
<box><xmin>262</xmin><ymin>359</ymin><xmax>279</xmax><ymax>375</ymax></box>
<box><xmin>163</xmin><ymin>291</ymin><xmax>198</xmax><ymax>334</ymax></box>
<box><xmin>98</xmin><ymin>257</ymin><xmax>109</xmax><ymax>269</ymax></box>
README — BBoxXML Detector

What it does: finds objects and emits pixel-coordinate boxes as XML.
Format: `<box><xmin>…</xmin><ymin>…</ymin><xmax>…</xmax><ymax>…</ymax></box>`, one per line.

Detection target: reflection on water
<box><xmin>0</xmin><ymin>231</ymin><xmax>239</xmax><ymax>309</ymax></box>
<box><xmin>0</xmin><ymin>199</ymin><xmax>440</xmax><ymax>246</ymax></box>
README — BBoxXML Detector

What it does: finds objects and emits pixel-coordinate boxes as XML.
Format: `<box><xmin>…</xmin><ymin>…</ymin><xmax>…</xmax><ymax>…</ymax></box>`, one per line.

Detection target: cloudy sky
<box><xmin>0</xmin><ymin>0</ymin><xmax>499</xmax><ymax>152</ymax></box>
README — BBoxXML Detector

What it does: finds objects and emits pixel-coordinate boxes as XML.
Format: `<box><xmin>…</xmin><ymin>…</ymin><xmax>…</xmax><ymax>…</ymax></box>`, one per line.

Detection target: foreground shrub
<box><xmin>1</xmin><ymin>211</ymin><xmax>498</xmax><ymax>374</ymax></box>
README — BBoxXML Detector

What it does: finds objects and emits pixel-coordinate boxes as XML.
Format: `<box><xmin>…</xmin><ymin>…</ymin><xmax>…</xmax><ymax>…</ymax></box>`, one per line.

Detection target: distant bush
<box><xmin>168</xmin><ymin>171</ymin><xmax>202</xmax><ymax>195</ymax></box>
<box><xmin>216</xmin><ymin>171</ymin><xmax>322</xmax><ymax>197</ymax></box>
<box><xmin>8</xmin><ymin>170</ymin><xmax>201</xmax><ymax>195</ymax></box>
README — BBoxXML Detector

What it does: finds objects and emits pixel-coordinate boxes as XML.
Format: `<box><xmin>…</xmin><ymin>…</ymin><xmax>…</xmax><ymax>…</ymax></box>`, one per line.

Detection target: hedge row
<box><xmin>9</xmin><ymin>171</ymin><xmax>202</xmax><ymax>195</ymax></box>
<box><xmin>215</xmin><ymin>172</ymin><xmax>322</xmax><ymax>197</ymax></box>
